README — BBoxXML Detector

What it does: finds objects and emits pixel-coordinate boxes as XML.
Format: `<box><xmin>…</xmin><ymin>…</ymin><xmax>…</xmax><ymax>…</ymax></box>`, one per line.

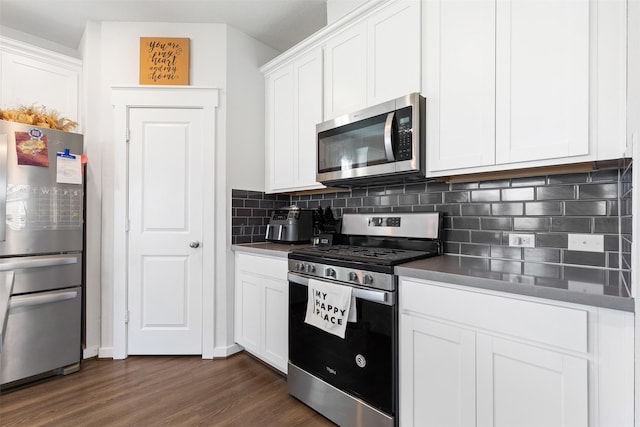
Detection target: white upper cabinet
<box><xmin>0</xmin><ymin>38</ymin><xmax>81</xmax><ymax>125</ymax></box>
<box><xmin>495</xmin><ymin>0</ymin><xmax>589</xmax><ymax>164</ymax></box>
<box><xmin>324</xmin><ymin>0</ymin><xmax>421</xmax><ymax>120</ymax></box>
<box><xmin>264</xmin><ymin>48</ymin><xmax>324</xmax><ymax>193</ymax></box>
<box><xmin>324</xmin><ymin>21</ymin><xmax>368</xmax><ymax>119</ymax></box>
<box><xmin>367</xmin><ymin>0</ymin><xmax>421</xmax><ymax>106</ymax></box>
<box><xmin>266</xmin><ymin>64</ymin><xmax>295</xmax><ymax>191</ymax></box>
<box><xmin>425</xmin><ymin>0</ymin><xmax>627</xmax><ymax>176</ymax></box>
<box><xmin>295</xmin><ymin>50</ymin><xmax>325</xmax><ymax>189</ymax></box>
<box><xmin>424</xmin><ymin>0</ymin><xmax>496</xmax><ymax>171</ymax></box>
<box><xmin>263</xmin><ymin>0</ymin><xmax>421</xmax><ymax>192</ymax></box>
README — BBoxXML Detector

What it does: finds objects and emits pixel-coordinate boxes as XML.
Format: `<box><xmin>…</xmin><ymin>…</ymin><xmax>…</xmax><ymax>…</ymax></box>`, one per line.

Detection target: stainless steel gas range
<box><xmin>287</xmin><ymin>212</ymin><xmax>442</xmax><ymax>427</ymax></box>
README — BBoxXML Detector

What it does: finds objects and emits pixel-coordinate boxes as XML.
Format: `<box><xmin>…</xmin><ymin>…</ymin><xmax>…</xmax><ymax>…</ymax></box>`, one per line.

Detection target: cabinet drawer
<box><xmin>400</xmin><ymin>279</ymin><xmax>588</xmax><ymax>353</ymax></box>
<box><xmin>236</xmin><ymin>253</ymin><xmax>287</xmax><ymax>280</ymax></box>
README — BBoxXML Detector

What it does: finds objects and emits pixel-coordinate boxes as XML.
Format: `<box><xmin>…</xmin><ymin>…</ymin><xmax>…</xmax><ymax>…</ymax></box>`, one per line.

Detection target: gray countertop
<box><xmin>0</xmin><ymin>271</ymin><xmax>15</xmax><ymax>353</ymax></box>
<box><xmin>231</xmin><ymin>242</ymin><xmax>313</xmax><ymax>258</ymax></box>
<box><xmin>230</xmin><ymin>244</ymin><xmax>634</xmax><ymax>312</ymax></box>
<box><xmin>396</xmin><ymin>255</ymin><xmax>634</xmax><ymax>312</ymax></box>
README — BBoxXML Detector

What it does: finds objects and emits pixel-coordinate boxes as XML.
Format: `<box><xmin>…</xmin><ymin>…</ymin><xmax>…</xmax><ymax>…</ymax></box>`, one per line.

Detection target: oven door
<box><xmin>288</xmin><ymin>271</ymin><xmax>397</xmax><ymax>416</ymax></box>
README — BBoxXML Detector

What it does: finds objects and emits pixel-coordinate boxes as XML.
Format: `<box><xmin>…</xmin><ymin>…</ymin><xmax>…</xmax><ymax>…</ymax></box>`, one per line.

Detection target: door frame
<box><xmin>111</xmin><ymin>86</ymin><xmax>219</xmax><ymax>359</ymax></box>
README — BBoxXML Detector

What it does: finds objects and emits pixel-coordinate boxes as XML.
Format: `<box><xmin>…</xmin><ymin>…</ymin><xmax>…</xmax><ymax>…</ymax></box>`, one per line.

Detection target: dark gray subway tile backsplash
<box><xmin>232</xmin><ymin>166</ymin><xmax>632</xmax><ymax>285</ymax></box>
<box><xmin>231</xmin><ymin>190</ymin><xmax>289</xmax><ymax>244</ymax></box>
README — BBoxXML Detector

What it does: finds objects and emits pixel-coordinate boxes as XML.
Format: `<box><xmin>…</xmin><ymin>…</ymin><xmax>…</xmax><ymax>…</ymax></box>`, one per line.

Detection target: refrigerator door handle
<box><xmin>0</xmin><ymin>134</ymin><xmax>7</xmax><ymax>242</ymax></box>
<box><xmin>9</xmin><ymin>289</ymin><xmax>78</xmax><ymax>310</ymax></box>
<box><xmin>0</xmin><ymin>255</ymin><xmax>78</xmax><ymax>272</ymax></box>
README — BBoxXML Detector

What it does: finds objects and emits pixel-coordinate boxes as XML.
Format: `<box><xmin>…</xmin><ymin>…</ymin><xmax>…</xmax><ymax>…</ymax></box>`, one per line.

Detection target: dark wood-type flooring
<box><xmin>0</xmin><ymin>352</ymin><xmax>335</xmax><ymax>426</ymax></box>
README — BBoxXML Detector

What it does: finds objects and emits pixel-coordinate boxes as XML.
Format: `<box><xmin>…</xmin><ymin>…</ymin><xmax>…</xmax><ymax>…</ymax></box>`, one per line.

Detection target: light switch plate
<box><xmin>568</xmin><ymin>234</ymin><xmax>604</xmax><ymax>253</ymax></box>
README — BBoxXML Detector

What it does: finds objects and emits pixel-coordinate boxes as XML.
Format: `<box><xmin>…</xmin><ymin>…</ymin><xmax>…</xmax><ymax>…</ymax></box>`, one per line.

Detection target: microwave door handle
<box><xmin>383</xmin><ymin>111</ymin><xmax>395</xmax><ymax>162</ymax></box>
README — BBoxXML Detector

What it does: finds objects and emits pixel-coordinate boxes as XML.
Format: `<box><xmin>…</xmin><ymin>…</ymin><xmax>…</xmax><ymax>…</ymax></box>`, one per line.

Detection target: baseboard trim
<box><xmin>98</xmin><ymin>346</ymin><xmax>114</xmax><ymax>358</ymax></box>
<box><xmin>212</xmin><ymin>343</ymin><xmax>243</xmax><ymax>359</ymax></box>
<box><xmin>83</xmin><ymin>345</ymin><xmax>99</xmax><ymax>359</ymax></box>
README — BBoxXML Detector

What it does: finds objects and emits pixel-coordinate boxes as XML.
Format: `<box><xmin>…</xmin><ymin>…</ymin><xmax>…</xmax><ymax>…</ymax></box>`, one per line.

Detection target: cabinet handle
<box><xmin>10</xmin><ymin>290</ymin><xmax>78</xmax><ymax>309</ymax></box>
<box><xmin>0</xmin><ymin>255</ymin><xmax>78</xmax><ymax>272</ymax></box>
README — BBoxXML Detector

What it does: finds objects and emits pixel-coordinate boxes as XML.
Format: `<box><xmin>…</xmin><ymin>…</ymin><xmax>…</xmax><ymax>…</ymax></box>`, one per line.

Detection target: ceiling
<box><xmin>0</xmin><ymin>0</ymin><xmax>328</xmax><ymax>52</ymax></box>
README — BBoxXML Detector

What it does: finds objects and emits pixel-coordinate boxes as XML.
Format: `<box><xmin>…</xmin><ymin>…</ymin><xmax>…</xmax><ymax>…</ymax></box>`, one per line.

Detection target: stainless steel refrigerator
<box><xmin>0</xmin><ymin>119</ymin><xmax>84</xmax><ymax>387</ymax></box>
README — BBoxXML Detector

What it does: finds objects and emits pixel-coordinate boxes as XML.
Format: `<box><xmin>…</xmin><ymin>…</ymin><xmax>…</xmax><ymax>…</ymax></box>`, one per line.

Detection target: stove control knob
<box><xmin>296</xmin><ymin>263</ymin><xmax>304</xmax><ymax>272</ymax></box>
<box><xmin>306</xmin><ymin>264</ymin><xmax>316</xmax><ymax>273</ymax></box>
<box><xmin>325</xmin><ymin>268</ymin><xmax>336</xmax><ymax>278</ymax></box>
<box><xmin>363</xmin><ymin>274</ymin><xmax>374</xmax><ymax>285</ymax></box>
<box><xmin>348</xmin><ymin>272</ymin><xmax>358</xmax><ymax>282</ymax></box>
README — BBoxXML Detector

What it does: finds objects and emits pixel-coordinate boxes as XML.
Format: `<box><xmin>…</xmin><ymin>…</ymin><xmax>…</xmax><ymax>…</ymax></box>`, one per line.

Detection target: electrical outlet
<box><xmin>568</xmin><ymin>234</ymin><xmax>604</xmax><ymax>253</ymax></box>
<box><xmin>508</xmin><ymin>233</ymin><xmax>535</xmax><ymax>248</ymax></box>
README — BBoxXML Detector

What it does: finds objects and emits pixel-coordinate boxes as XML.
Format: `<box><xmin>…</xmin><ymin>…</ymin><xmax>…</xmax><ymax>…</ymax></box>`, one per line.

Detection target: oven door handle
<box><xmin>288</xmin><ymin>272</ymin><xmax>394</xmax><ymax>305</ymax></box>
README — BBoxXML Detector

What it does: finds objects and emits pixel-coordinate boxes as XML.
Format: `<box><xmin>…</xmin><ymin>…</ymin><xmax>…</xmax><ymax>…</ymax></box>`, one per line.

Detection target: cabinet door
<box><xmin>400</xmin><ymin>314</ymin><xmax>476</xmax><ymax>427</ymax></box>
<box><xmin>0</xmin><ymin>51</ymin><xmax>80</xmax><ymax>123</ymax></box>
<box><xmin>293</xmin><ymin>49</ymin><xmax>324</xmax><ymax>190</ymax></box>
<box><xmin>476</xmin><ymin>335</ymin><xmax>588</xmax><ymax>427</ymax></box>
<box><xmin>368</xmin><ymin>0</ymin><xmax>421</xmax><ymax>105</ymax></box>
<box><xmin>265</xmin><ymin>65</ymin><xmax>295</xmax><ymax>191</ymax></box>
<box><xmin>425</xmin><ymin>0</ymin><xmax>496</xmax><ymax>172</ymax></box>
<box><xmin>262</xmin><ymin>277</ymin><xmax>288</xmax><ymax>373</ymax></box>
<box><xmin>495</xmin><ymin>0</ymin><xmax>589</xmax><ymax>164</ymax></box>
<box><xmin>324</xmin><ymin>21</ymin><xmax>367</xmax><ymax>119</ymax></box>
<box><xmin>235</xmin><ymin>271</ymin><xmax>263</xmax><ymax>355</ymax></box>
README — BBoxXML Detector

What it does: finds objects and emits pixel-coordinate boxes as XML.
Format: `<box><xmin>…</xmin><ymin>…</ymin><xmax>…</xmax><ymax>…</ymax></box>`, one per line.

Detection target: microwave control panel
<box><xmin>396</xmin><ymin>106</ymin><xmax>413</xmax><ymax>161</ymax></box>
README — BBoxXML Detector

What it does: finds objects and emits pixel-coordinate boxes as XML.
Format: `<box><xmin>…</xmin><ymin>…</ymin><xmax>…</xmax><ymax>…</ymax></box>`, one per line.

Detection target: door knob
<box><xmin>189</xmin><ymin>241</ymin><xmax>200</xmax><ymax>248</ymax></box>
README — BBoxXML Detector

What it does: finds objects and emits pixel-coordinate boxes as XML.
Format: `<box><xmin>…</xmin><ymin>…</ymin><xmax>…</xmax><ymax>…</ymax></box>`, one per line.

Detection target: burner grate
<box><xmin>291</xmin><ymin>244</ymin><xmax>436</xmax><ymax>266</ymax></box>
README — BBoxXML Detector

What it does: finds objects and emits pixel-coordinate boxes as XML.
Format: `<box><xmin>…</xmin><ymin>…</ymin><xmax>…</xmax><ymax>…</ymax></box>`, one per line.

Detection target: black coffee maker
<box><xmin>312</xmin><ymin>206</ymin><xmax>342</xmax><ymax>246</ymax></box>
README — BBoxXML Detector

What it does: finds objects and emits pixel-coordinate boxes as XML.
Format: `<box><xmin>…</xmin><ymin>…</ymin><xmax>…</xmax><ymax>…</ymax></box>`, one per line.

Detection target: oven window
<box><xmin>317</xmin><ymin>113</ymin><xmax>394</xmax><ymax>173</ymax></box>
<box><xmin>289</xmin><ymin>280</ymin><xmax>397</xmax><ymax>415</ymax></box>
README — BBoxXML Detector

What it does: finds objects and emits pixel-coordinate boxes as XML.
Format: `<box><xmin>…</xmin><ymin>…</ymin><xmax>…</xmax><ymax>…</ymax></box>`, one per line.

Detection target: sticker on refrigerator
<box><xmin>15</xmin><ymin>129</ymin><xmax>49</xmax><ymax>167</ymax></box>
<box><xmin>56</xmin><ymin>149</ymin><xmax>82</xmax><ymax>184</ymax></box>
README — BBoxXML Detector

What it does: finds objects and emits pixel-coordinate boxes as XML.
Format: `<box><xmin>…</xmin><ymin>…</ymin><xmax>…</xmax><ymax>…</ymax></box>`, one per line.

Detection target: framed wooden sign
<box><xmin>139</xmin><ymin>37</ymin><xmax>190</xmax><ymax>85</ymax></box>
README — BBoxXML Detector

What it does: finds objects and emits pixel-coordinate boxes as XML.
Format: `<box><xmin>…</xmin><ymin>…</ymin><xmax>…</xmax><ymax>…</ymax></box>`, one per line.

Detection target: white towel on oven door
<box><xmin>304</xmin><ymin>279</ymin><xmax>357</xmax><ymax>339</ymax></box>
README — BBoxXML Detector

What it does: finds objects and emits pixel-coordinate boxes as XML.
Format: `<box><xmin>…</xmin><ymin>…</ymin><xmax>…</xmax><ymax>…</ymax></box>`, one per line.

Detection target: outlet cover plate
<box><xmin>508</xmin><ymin>233</ymin><xmax>535</xmax><ymax>248</ymax></box>
<box><xmin>568</xmin><ymin>234</ymin><xmax>604</xmax><ymax>253</ymax></box>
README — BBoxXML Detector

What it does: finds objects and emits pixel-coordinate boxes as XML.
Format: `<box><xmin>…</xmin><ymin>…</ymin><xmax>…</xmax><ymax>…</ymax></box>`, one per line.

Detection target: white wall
<box><xmin>79</xmin><ymin>20</ymin><xmax>275</xmax><ymax>358</ymax></box>
<box><xmin>219</xmin><ymin>27</ymin><xmax>278</xmax><ymax>354</ymax></box>
<box><xmin>629</xmin><ymin>1</ymin><xmax>640</xmax><ymax>424</ymax></box>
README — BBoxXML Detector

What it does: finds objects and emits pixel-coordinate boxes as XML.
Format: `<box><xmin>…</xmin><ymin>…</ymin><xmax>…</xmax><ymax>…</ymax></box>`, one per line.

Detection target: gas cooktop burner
<box><xmin>291</xmin><ymin>244</ymin><xmax>436</xmax><ymax>266</ymax></box>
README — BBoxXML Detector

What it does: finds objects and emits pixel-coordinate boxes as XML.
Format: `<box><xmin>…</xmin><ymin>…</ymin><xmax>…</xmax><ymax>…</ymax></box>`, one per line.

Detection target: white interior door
<box><xmin>127</xmin><ymin>107</ymin><xmax>204</xmax><ymax>355</ymax></box>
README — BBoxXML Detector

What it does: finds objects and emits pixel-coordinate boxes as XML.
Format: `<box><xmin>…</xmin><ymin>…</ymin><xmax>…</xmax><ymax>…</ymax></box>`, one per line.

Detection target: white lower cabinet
<box><xmin>476</xmin><ymin>335</ymin><xmax>587</xmax><ymax>427</ymax></box>
<box><xmin>234</xmin><ymin>252</ymin><xmax>288</xmax><ymax>373</ymax></box>
<box><xmin>399</xmin><ymin>277</ymin><xmax>633</xmax><ymax>427</ymax></box>
<box><xmin>400</xmin><ymin>315</ymin><xmax>476</xmax><ymax>427</ymax></box>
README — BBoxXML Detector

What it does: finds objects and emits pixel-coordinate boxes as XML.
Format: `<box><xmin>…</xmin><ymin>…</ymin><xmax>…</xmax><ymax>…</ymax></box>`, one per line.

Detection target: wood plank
<box><xmin>0</xmin><ymin>352</ymin><xmax>334</xmax><ymax>426</ymax></box>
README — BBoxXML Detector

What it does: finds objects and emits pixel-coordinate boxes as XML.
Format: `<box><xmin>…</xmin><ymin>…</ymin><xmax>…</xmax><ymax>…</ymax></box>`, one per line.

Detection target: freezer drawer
<box><xmin>1</xmin><ymin>286</ymin><xmax>82</xmax><ymax>386</ymax></box>
<box><xmin>0</xmin><ymin>253</ymin><xmax>82</xmax><ymax>294</ymax></box>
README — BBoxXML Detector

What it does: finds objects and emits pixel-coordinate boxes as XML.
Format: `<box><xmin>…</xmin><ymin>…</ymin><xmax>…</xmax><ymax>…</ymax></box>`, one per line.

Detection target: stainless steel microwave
<box><xmin>316</xmin><ymin>93</ymin><xmax>425</xmax><ymax>186</ymax></box>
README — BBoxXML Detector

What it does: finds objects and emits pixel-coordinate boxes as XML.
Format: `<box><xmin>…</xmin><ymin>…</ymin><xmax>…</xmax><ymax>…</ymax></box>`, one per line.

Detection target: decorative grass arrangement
<box><xmin>0</xmin><ymin>105</ymin><xmax>78</xmax><ymax>131</ymax></box>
